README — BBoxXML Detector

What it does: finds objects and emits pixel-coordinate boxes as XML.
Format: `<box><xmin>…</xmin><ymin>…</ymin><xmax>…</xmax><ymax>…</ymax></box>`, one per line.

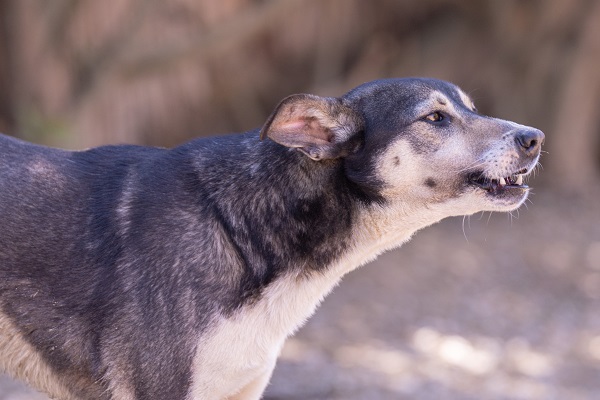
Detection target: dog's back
<box><xmin>0</xmin><ymin>133</ymin><xmax>252</xmax><ymax>398</ymax></box>
<box><xmin>0</xmin><ymin>135</ymin><xmax>172</xmax><ymax>398</ymax></box>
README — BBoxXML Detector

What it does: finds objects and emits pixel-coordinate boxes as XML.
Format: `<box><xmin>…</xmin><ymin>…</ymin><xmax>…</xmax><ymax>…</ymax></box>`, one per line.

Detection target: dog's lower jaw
<box><xmin>469</xmin><ymin>185</ymin><xmax>530</xmax><ymax>213</ymax></box>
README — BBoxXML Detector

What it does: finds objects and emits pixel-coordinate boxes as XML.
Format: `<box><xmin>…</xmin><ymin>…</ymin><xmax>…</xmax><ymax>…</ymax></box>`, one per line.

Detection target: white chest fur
<box><xmin>186</xmin><ymin>203</ymin><xmax>454</xmax><ymax>399</ymax></box>
<box><xmin>186</xmin><ymin>268</ymin><xmax>349</xmax><ymax>399</ymax></box>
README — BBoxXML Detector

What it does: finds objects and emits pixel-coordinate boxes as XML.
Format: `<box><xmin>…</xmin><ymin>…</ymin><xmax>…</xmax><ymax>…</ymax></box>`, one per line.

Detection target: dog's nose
<box><xmin>515</xmin><ymin>129</ymin><xmax>544</xmax><ymax>156</ymax></box>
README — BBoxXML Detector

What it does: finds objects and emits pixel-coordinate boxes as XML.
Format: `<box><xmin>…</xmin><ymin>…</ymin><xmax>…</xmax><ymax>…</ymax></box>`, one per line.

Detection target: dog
<box><xmin>0</xmin><ymin>78</ymin><xmax>543</xmax><ymax>399</ymax></box>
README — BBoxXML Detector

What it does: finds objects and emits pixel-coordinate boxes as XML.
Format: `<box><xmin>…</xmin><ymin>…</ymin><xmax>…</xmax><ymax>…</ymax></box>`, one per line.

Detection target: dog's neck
<box><xmin>188</xmin><ymin>132</ymin><xmax>444</xmax><ymax>312</ymax></box>
<box><xmin>188</xmin><ymin>132</ymin><xmax>454</xmax><ymax>398</ymax></box>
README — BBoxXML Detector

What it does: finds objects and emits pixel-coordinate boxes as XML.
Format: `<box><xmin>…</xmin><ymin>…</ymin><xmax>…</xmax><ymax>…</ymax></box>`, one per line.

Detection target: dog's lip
<box><xmin>467</xmin><ymin>169</ymin><xmax>529</xmax><ymax>194</ymax></box>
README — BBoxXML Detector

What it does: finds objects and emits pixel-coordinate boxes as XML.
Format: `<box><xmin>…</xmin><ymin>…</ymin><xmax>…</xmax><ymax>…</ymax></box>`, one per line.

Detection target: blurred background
<box><xmin>0</xmin><ymin>0</ymin><xmax>599</xmax><ymax>399</ymax></box>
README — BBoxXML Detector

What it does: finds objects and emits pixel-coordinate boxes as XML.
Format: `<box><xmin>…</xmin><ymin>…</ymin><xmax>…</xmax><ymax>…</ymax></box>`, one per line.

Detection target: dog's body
<box><xmin>0</xmin><ymin>78</ymin><xmax>543</xmax><ymax>399</ymax></box>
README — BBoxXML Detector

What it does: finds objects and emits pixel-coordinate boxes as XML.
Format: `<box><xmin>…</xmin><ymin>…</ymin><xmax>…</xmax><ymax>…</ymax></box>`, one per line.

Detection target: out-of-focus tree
<box><xmin>0</xmin><ymin>0</ymin><xmax>598</xmax><ymax>189</ymax></box>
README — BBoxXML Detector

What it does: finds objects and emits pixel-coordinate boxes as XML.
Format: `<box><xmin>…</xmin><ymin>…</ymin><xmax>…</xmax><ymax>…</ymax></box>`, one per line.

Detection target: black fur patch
<box><xmin>425</xmin><ymin>178</ymin><xmax>437</xmax><ymax>188</ymax></box>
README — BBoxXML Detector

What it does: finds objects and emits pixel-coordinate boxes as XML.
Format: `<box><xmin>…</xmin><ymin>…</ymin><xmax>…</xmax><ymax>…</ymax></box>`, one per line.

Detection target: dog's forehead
<box><xmin>414</xmin><ymin>90</ymin><xmax>454</xmax><ymax>115</ymax></box>
<box><xmin>344</xmin><ymin>78</ymin><xmax>474</xmax><ymax>117</ymax></box>
<box><xmin>414</xmin><ymin>87</ymin><xmax>475</xmax><ymax>116</ymax></box>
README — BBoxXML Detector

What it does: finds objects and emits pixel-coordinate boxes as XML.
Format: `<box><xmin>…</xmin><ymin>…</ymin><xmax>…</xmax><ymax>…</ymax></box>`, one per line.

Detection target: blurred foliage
<box><xmin>0</xmin><ymin>0</ymin><xmax>599</xmax><ymax>190</ymax></box>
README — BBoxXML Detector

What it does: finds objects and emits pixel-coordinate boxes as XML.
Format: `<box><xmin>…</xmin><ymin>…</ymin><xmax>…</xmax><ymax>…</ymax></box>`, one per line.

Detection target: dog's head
<box><xmin>261</xmin><ymin>78</ymin><xmax>544</xmax><ymax>216</ymax></box>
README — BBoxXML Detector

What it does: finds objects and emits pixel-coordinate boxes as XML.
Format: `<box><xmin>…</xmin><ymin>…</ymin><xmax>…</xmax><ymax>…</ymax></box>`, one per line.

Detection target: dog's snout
<box><xmin>515</xmin><ymin>129</ymin><xmax>544</xmax><ymax>156</ymax></box>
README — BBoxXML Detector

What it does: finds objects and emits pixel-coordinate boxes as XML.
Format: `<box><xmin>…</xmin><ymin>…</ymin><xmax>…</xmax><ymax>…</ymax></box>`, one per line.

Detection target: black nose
<box><xmin>515</xmin><ymin>129</ymin><xmax>544</xmax><ymax>156</ymax></box>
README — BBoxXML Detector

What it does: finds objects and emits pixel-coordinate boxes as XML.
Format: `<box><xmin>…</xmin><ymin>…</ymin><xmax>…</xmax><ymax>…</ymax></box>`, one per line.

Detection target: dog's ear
<box><xmin>260</xmin><ymin>94</ymin><xmax>363</xmax><ymax>160</ymax></box>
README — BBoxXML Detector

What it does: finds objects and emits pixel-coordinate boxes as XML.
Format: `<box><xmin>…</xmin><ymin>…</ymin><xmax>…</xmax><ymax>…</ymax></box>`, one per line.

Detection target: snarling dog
<box><xmin>0</xmin><ymin>78</ymin><xmax>543</xmax><ymax>399</ymax></box>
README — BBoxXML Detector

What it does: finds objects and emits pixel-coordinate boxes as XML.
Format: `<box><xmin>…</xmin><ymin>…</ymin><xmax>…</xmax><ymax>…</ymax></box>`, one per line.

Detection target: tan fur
<box><xmin>458</xmin><ymin>88</ymin><xmax>477</xmax><ymax>111</ymax></box>
<box><xmin>0</xmin><ymin>312</ymin><xmax>76</xmax><ymax>400</ymax></box>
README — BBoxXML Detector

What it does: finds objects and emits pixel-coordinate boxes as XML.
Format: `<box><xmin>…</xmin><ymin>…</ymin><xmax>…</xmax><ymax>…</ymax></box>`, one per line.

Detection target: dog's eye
<box><xmin>424</xmin><ymin>112</ymin><xmax>445</xmax><ymax>123</ymax></box>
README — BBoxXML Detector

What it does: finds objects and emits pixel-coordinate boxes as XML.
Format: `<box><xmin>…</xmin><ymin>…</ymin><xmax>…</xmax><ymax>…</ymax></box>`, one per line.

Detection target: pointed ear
<box><xmin>259</xmin><ymin>94</ymin><xmax>363</xmax><ymax>160</ymax></box>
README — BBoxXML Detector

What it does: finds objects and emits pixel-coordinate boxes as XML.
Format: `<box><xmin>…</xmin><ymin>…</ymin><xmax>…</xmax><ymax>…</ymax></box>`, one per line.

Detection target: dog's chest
<box><xmin>187</xmin><ymin>270</ymin><xmax>346</xmax><ymax>398</ymax></box>
<box><xmin>186</xmin><ymin>213</ymin><xmax>420</xmax><ymax>399</ymax></box>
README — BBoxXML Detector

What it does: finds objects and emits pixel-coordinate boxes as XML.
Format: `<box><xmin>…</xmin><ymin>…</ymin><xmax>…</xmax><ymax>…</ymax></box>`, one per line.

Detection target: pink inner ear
<box><xmin>278</xmin><ymin>118</ymin><xmax>333</xmax><ymax>146</ymax></box>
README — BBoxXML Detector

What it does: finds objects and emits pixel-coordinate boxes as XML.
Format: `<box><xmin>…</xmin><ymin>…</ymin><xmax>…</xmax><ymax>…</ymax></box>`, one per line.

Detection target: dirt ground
<box><xmin>1</xmin><ymin>187</ymin><xmax>599</xmax><ymax>400</ymax></box>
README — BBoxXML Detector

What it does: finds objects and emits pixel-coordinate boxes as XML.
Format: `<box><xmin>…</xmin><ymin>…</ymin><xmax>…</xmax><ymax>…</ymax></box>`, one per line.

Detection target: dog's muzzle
<box><xmin>467</xmin><ymin>127</ymin><xmax>544</xmax><ymax>197</ymax></box>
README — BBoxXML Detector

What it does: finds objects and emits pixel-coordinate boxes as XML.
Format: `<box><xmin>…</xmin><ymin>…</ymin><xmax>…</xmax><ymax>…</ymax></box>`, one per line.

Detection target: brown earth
<box><xmin>1</xmin><ymin>187</ymin><xmax>600</xmax><ymax>399</ymax></box>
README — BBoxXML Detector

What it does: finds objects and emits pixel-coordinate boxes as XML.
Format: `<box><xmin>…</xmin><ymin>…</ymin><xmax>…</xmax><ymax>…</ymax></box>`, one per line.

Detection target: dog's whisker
<box><xmin>486</xmin><ymin>211</ymin><xmax>494</xmax><ymax>226</ymax></box>
<box><xmin>508</xmin><ymin>209</ymin><xmax>520</xmax><ymax>224</ymax></box>
<box><xmin>461</xmin><ymin>215</ymin><xmax>470</xmax><ymax>243</ymax></box>
<box><xmin>452</xmin><ymin>159</ymin><xmax>487</xmax><ymax>174</ymax></box>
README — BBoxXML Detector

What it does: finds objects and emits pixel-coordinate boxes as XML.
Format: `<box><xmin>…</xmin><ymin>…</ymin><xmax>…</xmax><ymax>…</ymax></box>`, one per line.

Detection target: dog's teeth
<box><xmin>499</xmin><ymin>177</ymin><xmax>506</xmax><ymax>186</ymax></box>
<box><xmin>516</xmin><ymin>175</ymin><xmax>523</xmax><ymax>185</ymax></box>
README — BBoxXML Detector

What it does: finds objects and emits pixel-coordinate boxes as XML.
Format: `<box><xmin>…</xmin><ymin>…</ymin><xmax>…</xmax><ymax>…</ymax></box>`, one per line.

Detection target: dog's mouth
<box><xmin>467</xmin><ymin>169</ymin><xmax>529</xmax><ymax>195</ymax></box>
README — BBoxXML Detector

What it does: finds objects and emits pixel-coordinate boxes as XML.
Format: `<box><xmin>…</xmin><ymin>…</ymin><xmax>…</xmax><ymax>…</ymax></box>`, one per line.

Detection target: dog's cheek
<box><xmin>374</xmin><ymin>139</ymin><xmax>430</xmax><ymax>198</ymax></box>
<box><xmin>404</xmin><ymin>130</ymin><xmax>444</xmax><ymax>155</ymax></box>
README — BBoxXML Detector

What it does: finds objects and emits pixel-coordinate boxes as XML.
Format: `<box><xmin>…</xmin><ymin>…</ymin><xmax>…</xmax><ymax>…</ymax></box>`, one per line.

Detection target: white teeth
<box><xmin>516</xmin><ymin>175</ymin><xmax>523</xmax><ymax>185</ymax></box>
<box><xmin>499</xmin><ymin>177</ymin><xmax>507</xmax><ymax>186</ymax></box>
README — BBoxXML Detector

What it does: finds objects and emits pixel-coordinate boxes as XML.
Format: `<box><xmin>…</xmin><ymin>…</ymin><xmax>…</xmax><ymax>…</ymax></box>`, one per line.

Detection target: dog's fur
<box><xmin>0</xmin><ymin>78</ymin><xmax>543</xmax><ymax>400</ymax></box>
